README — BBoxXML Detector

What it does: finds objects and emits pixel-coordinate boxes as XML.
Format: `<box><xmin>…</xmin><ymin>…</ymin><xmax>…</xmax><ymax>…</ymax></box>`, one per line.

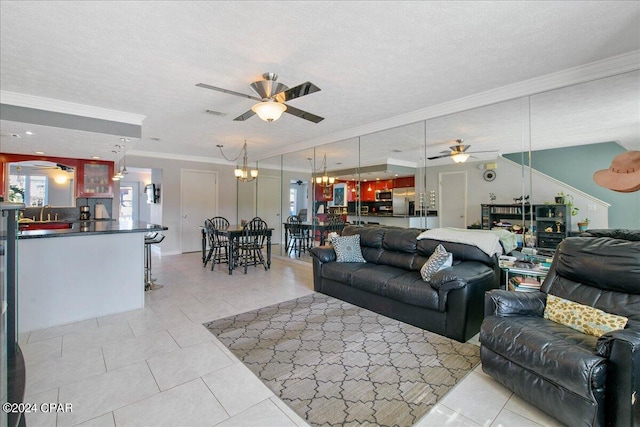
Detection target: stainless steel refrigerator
<box><xmin>392</xmin><ymin>187</ymin><xmax>415</xmax><ymax>215</ymax></box>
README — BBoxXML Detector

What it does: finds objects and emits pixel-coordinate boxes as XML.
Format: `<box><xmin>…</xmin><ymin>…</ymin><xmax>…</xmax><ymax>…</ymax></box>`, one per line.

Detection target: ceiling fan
<box><xmin>427</xmin><ymin>139</ymin><xmax>498</xmax><ymax>163</ymax></box>
<box><xmin>196</xmin><ymin>72</ymin><xmax>323</xmax><ymax>123</ymax></box>
<box><xmin>32</xmin><ymin>163</ymin><xmax>75</xmax><ymax>172</ymax></box>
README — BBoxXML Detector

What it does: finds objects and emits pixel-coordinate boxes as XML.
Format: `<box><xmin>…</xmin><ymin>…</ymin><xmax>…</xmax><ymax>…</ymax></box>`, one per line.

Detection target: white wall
<box><xmin>127</xmin><ymin>155</ymin><xmax>239</xmax><ymax>255</ymax></box>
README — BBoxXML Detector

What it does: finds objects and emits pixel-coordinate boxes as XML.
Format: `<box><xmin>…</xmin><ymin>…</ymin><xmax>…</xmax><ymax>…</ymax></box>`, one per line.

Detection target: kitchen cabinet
<box><xmin>393</xmin><ymin>176</ymin><xmax>415</xmax><ymax>188</ymax></box>
<box><xmin>77</xmin><ymin>160</ymin><xmax>114</xmax><ymax>198</ymax></box>
<box><xmin>361</xmin><ymin>182</ymin><xmax>376</xmax><ymax>201</ymax></box>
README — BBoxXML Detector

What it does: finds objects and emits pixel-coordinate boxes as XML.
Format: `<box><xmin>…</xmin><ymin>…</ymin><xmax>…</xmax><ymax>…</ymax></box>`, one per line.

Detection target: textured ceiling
<box><xmin>1</xmin><ymin>1</ymin><xmax>639</xmax><ymax>169</ymax></box>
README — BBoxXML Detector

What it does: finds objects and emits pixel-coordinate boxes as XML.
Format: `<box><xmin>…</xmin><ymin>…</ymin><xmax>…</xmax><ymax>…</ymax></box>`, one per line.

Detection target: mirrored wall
<box><xmin>249</xmin><ymin>69</ymin><xmax>639</xmax><ymax>259</ymax></box>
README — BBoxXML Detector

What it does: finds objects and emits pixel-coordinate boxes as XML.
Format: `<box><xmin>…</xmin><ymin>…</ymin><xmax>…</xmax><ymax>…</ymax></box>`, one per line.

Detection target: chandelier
<box><xmin>315</xmin><ymin>154</ymin><xmax>335</xmax><ymax>187</ymax></box>
<box><xmin>217</xmin><ymin>141</ymin><xmax>258</xmax><ymax>182</ymax></box>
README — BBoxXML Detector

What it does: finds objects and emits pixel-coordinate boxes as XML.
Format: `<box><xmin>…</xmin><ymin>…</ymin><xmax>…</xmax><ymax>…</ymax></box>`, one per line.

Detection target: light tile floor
<box><xmin>20</xmin><ymin>252</ymin><xmax>564</xmax><ymax>427</ymax></box>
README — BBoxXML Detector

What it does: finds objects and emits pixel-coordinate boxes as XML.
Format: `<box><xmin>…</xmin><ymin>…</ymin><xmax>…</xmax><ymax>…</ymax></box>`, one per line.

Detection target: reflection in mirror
<box><xmin>521</xmin><ymin>70</ymin><xmax>640</xmax><ymax>232</ymax></box>
<box><xmin>424</xmin><ymin>98</ymin><xmax>527</xmax><ymax>233</ymax></box>
<box><xmin>357</xmin><ymin>123</ymin><xmax>424</xmax><ymax>227</ymax></box>
<box><xmin>313</xmin><ymin>137</ymin><xmax>359</xmax><ymax>218</ymax></box>
<box><xmin>256</xmin><ymin>155</ymin><xmax>283</xmax><ymax>250</ymax></box>
<box><xmin>8</xmin><ymin>160</ymin><xmax>75</xmax><ymax>206</ymax></box>
<box><xmin>281</xmin><ymin>147</ymin><xmax>315</xmax><ymax>258</ymax></box>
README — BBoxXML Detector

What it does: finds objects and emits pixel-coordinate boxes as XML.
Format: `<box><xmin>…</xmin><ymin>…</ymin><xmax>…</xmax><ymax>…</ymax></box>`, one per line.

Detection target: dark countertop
<box><xmin>347</xmin><ymin>212</ymin><xmax>438</xmax><ymax>218</ymax></box>
<box><xmin>18</xmin><ymin>220</ymin><xmax>168</xmax><ymax>239</ymax></box>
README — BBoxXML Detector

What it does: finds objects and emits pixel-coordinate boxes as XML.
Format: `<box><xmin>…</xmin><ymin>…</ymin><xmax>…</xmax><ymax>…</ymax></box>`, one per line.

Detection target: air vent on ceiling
<box><xmin>205</xmin><ymin>110</ymin><xmax>226</xmax><ymax>117</ymax></box>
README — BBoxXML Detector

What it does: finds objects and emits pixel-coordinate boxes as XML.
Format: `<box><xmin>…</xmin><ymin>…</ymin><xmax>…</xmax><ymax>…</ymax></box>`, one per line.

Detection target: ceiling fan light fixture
<box><xmin>452</xmin><ymin>153</ymin><xmax>470</xmax><ymax>163</ymax></box>
<box><xmin>251</xmin><ymin>101</ymin><xmax>287</xmax><ymax>122</ymax></box>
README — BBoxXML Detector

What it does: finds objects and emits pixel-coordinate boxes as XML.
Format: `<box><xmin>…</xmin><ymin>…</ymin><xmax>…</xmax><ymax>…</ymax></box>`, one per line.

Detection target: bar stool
<box><xmin>145</xmin><ymin>232</ymin><xmax>165</xmax><ymax>291</ymax></box>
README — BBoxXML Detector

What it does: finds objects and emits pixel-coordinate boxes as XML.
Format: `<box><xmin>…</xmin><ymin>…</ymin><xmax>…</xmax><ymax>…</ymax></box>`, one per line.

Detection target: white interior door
<box><xmin>181</xmin><ymin>169</ymin><xmax>217</xmax><ymax>253</ymax></box>
<box><xmin>257</xmin><ymin>175</ymin><xmax>282</xmax><ymax>244</ymax></box>
<box><xmin>439</xmin><ymin>171</ymin><xmax>467</xmax><ymax>228</ymax></box>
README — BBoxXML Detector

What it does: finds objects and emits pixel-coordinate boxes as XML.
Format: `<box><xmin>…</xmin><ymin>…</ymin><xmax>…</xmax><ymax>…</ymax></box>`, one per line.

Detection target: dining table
<box><xmin>201</xmin><ymin>225</ymin><xmax>273</xmax><ymax>275</ymax></box>
<box><xmin>283</xmin><ymin>221</ymin><xmax>341</xmax><ymax>248</ymax></box>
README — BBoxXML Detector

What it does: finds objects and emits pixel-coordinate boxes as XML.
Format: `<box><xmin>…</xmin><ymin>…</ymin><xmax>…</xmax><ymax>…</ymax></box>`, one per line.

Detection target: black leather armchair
<box><xmin>480</xmin><ymin>234</ymin><xmax>640</xmax><ymax>427</ymax></box>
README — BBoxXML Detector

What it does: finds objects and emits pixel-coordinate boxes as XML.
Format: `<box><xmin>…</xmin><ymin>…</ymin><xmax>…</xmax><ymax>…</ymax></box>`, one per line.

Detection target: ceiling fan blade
<box><xmin>273</xmin><ymin>82</ymin><xmax>321</xmax><ymax>103</ymax></box>
<box><xmin>196</xmin><ymin>83</ymin><xmax>262</xmax><ymax>101</ymax></box>
<box><xmin>427</xmin><ymin>154</ymin><xmax>452</xmax><ymax>160</ymax></box>
<box><xmin>283</xmin><ymin>104</ymin><xmax>324</xmax><ymax>123</ymax></box>
<box><xmin>233</xmin><ymin>109</ymin><xmax>256</xmax><ymax>121</ymax></box>
<box><xmin>467</xmin><ymin>150</ymin><xmax>499</xmax><ymax>154</ymax></box>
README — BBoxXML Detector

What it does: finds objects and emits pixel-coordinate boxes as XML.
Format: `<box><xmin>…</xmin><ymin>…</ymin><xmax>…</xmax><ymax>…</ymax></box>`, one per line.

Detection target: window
<box><xmin>9</xmin><ymin>174</ymin><xmax>48</xmax><ymax>206</ymax></box>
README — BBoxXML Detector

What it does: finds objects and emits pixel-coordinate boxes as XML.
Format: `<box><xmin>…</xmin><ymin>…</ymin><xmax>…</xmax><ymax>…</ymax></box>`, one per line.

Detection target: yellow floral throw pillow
<box><xmin>544</xmin><ymin>294</ymin><xmax>628</xmax><ymax>337</ymax></box>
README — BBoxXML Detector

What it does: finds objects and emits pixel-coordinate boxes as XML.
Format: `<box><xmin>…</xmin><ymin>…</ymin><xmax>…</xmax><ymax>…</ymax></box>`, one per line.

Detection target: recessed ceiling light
<box><xmin>149</xmin><ymin>137</ymin><xmax>161</xmax><ymax>142</ymax></box>
<box><xmin>25</xmin><ymin>131</ymin><xmax>34</xmax><ymax>135</ymax></box>
<box><xmin>35</xmin><ymin>151</ymin><xmax>44</xmax><ymax>155</ymax></box>
<box><xmin>91</xmin><ymin>156</ymin><xmax>101</xmax><ymax>159</ymax></box>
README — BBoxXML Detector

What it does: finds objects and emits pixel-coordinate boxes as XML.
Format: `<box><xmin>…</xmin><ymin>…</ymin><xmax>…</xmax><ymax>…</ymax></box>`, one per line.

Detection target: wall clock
<box><xmin>483</xmin><ymin>170</ymin><xmax>497</xmax><ymax>182</ymax></box>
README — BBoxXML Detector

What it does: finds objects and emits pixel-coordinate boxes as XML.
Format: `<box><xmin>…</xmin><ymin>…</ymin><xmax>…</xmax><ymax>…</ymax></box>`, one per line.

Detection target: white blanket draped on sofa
<box><xmin>417</xmin><ymin>227</ymin><xmax>517</xmax><ymax>256</ymax></box>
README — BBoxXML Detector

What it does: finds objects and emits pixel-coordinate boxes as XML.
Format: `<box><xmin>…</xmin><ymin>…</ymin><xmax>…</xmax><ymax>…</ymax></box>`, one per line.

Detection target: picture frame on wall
<box><xmin>331</xmin><ymin>183</ymin><xmax>347</xmax><ymax>207</ymax></box>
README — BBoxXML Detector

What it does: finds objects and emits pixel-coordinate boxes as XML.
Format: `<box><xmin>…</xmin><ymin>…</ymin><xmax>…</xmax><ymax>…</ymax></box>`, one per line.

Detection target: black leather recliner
<box><xmin>480</xmin><ymin>234</ymin><xmax>640</xmax><ymax>426</ymax></box>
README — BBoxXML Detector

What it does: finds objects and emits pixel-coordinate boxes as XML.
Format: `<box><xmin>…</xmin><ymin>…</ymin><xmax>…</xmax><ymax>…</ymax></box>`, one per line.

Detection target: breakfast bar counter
<box><xmin>17</xmin><ymin>221</ymin><xmax>168</xmax><ymax>333</ymax></box>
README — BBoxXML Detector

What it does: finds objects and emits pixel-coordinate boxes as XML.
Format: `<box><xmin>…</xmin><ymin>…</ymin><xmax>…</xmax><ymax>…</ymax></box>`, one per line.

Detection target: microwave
<box><xmin>375</xmin><ymin>190</ymin><xmax>392</xmax><ymax>201</ymax></box>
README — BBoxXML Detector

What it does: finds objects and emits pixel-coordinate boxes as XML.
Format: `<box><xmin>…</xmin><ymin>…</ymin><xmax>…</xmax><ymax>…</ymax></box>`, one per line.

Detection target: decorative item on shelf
<box><xmin>489</xmin><ymin>192</ymin><xmax>496</xmax><ymax>204</ymax></box>
<box><xmin>513</xmin><ymin>195</ymin><xmax>530</xmax><ymax>204</ymax></box>
<box><xmin>217</xmin><ymin>141</ymin><xmax>258</xmax><ymax>182</ymax></box>
<box><xmin>577</xmin><ymin>218</ymin><xmax>590</xmax><ymax>232</ymax></box>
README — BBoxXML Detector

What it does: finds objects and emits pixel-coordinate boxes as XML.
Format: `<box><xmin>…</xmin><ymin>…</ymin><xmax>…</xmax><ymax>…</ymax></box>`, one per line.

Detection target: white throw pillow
<box><xmin>420</xmin><ymin>244</ymin><xmax>452</xmax><ymax>282</ymax></box>
<box><xmin>332</xmin><ymin>235</ymin><xmax>366</xmax><ymax>263</ymax></box>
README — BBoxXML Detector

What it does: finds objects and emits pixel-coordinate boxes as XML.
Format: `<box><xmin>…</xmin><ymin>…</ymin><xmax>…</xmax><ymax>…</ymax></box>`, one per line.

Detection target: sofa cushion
<box><xmin>332</xmin><ymin>235</ymin><xmax>366</xmax><ymax>263</ymax></box>
<box><xmin>481</xmin><ymin>315</ymin><xmax>606</xmax><ymax>400</ymax></box>
<box><xmin>321</xmin><ymin>261</ymin><xmax>371</xmax><ymax>285</ymax></box>
<box><xmin>342</xmin><ymin>225</ymin><xmax>385</xmax><ymax>248</ymax></box>
<box><xmin>386</xmin><ymin>271</ymin><xmax>440</xmax><ymax>311</ymax></box>
<box><xmin>351</xmin><ymin>264</ymin><xmax>408</xmax><ymax>296</ymax></box>
<box><xmin>544</xmin><ymin>294</ymin><xmax>628</xmax><ymax>337</ymax></box>
<box><xmin>417</xmin><ymin>239</ymin><xmax>495</xmax><ymax>267</ymax></box>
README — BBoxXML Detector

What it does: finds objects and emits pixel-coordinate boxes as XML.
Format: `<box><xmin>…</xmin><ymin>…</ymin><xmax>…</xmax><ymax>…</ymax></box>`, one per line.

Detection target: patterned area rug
<box><xmin>204</xmin><ymin>293</ymin><xmax>480</xmax><ymax>427</ymax></box>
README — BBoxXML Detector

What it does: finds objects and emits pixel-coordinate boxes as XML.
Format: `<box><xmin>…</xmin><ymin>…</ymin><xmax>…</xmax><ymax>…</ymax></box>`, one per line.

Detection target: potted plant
<box><xmin>577</xmin><ymin>218</ymin><xmax>590</xmax><ymax>232</ymax></box>
<box><xmin>555</xmin><ymin>191</ymin><xmax>579</xmax><ymax>216</ymax></box>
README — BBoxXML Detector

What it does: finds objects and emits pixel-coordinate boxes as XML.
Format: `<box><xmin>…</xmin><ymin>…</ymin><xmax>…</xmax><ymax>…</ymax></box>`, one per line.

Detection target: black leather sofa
<box><xmin>310</xmin><ymin>225</ymin><xmax>500</xmax><ymax>342</ymax></box>
<box><xmin>480</xmin><ymin>233</ymin><xmax>640</xmax><ymax>427</ymax></box>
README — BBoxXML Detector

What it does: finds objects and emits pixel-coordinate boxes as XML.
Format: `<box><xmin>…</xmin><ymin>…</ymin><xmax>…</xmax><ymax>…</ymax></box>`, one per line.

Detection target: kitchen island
<box><xmin>17</xmin><ymin>221</ymin><xmax>167</xmax><ymax>332</ymax></box>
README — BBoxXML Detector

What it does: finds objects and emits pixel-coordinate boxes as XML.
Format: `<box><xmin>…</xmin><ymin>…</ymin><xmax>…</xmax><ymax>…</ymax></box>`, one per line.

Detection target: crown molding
<box><xmin>126</xmin><ymin>149</ymin><xmax>229</xmax><ymax>165</ymax></box>
<box><xmin>0</xmin><ymin>91</ymin><xmax>146</xmax><ymax>125</ymax></box>
<box><xmin>262</xmin><ymin>50</ymin><xmax>640</xmax><ymax>160</ymax></box>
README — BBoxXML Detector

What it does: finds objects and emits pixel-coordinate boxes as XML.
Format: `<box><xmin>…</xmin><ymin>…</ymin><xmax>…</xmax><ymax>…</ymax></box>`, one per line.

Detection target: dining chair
<box><xmin>286</xmin><ymin>215</ymin><xmax>309</xmax><ymax>257</ymax></box>
<box><xmin>204</xmin><ymin>216</ymin><xmax>230</xmax><ymax>270</ymax></box>
<box><xmin>237</xmin><ymin>217</ymin><xmax>269</xmax><ymax>274</ymax></box>
<box><xmin>326</xmin><ymin>215</ymin><xmax>346</xmax><ymax>241</ymax></box>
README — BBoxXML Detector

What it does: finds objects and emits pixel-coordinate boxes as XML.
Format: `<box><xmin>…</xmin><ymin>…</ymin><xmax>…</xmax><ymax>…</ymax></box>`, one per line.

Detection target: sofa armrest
<box><xmin>430</xmin><ymin>269</ymin><xmax>466</xmax><ymax>312</ymax></box>
<box><xmin>597</xmin><ymin>329</ymin><xmax>640</xmax><ymax>426</ymax></box>
<box><xmin>484</xmin><ymin>289</ymin><xmax>546</xmax><ymax>318</ymax></box>
<box><xmin>310</xmin><ymin>246</ymin><xmax>336</xmax><ymax>263</ymax></box>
